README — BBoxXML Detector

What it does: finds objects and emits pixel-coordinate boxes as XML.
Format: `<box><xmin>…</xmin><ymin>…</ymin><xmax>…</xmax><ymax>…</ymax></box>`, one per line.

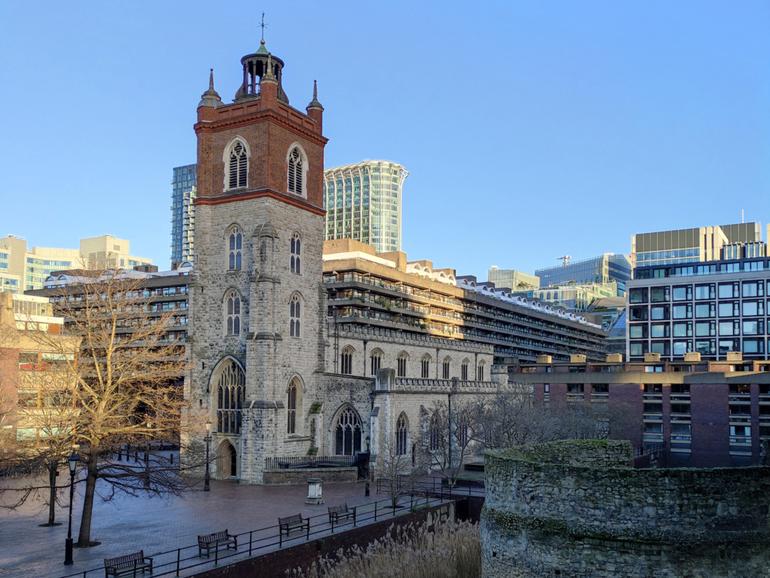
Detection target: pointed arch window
<box><xmin>228</xmin><ymin>141</ymin><xmax>248</xmax><ymax>190</ymax></box>
<box><xmin>334</xmin><ymin>406</ymin><xmax>362</xmax><ymax>456</ymax></box>
<box><xmin>289</xmin><ymin>294</ymin><xmax>301</xmax><ymax>337</ymax></box>
<box><xmin>442</xmin><ymin>357</ymin><xmax>451</xmax><ymax>380</ymax></box>
<box><xmin>228</xmin><ymin>227</ymin><xmax>242</xmax><ymax>271</ymax></box>
<box><xmin>370</xmin><ymin>349</ymin><xmax>383</xmax><ymax>376</ymax></box>
<box><xmin>397</xmin><ymin>352</ymin><xmax>408</xmax><ymax>377</ymax></box>
<box><xmin>396</xmin><ymin>413</ymin><xmax>408</xmax><ymax>455</ymax></box>
<box><xmin>287</xmin><ymin>378</ymin><xmax>301</xmax><ymax>435</ymax></box>
<box><xmin>341</xmin><ymin>346</ymin><xmax>354</xmax><ymax>375</ymax></box>
<box><xmin>215</xmin><ymin>359</ymin><xmax>245</xmax><ymax>434</ymax></box>
<box><xmin>478</xmin><ymin>361</ymin><xmax>486</xmax><ymax>381</ymax></box>
<box><xmin>461</xmin><ymin>359</ymin><xmax>469</xmax><ymax>381</ymax></box>
<box><xmin>225</xmin><ymin>290</ymin><xmax>241</xmax><ymax>336</ymax></box>
<box><xmin>290</xmin><ymin>233</ymin><xmax>301</xmax><ymax>274</ymax></box>
<box><xmin>421</xmin><ymin>354</ymin><xmax>431</xmax><ymax>379</ymax></box>
<box><xmin>287</xmin><ymin>146</ymin><xmax>305</xmax><ymax>195</ymax></box>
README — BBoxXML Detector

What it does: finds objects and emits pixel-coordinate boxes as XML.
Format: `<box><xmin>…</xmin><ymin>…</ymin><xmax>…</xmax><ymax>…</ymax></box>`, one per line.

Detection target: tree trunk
<box><xmin>76</xmin><ymin>454</ymin><xmax>98</xmax><ymax>547</ymax></box>
<box><xmin>46</xmin><ymin>461</ymin><xmax>58</xmax><ymax>525</ymax></box>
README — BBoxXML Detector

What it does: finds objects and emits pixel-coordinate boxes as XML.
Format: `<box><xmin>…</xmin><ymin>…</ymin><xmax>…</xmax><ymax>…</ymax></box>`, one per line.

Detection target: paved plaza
<box><xmin>0</xmin><ymin>472</ymin><xmax>404</xmax><ymax>578</ymax></box>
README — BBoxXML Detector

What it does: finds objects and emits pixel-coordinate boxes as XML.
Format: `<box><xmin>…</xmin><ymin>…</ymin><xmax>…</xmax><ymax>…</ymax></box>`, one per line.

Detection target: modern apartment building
<box><xmin>171</xmin><ymin>164</ymin><xmax>197</xmax><ymax>267</ymax></box>
<box><xmin>487</xmin><ymin>266</ymin><xmax>540</xmax><ymax>291</ymax></box>
<box><xmin>323</xmin><ymin>240</ymin><xmax>607</xmax><ymax>367</ymax></box>
<box><xmin>628</xmin><ymin>222</ymin><xmax>769</xmax><ymax>362</ymax></box>
<box><xmin>517</xmin><ymin>355</ymin><xmax>770</xmax><ymax>466</ymax></box>
<box><xmin>535</xmin><ymin>253</ymin><xmax>631</xmax><ymax>295</ymax></box>
<box><xmin>631</xmin><ymin>222</ymin><xmax>762</xmax><ymax>268</ymax></box>
<box><xmin>0</xmin><ymin>292</ymin><xmax>80</xmax><ymax>444</ymax></box>
<box><xmin>323</xmin><ymin>160</ymin><xmax>408</xmax><ymax>253</ymax></box>
<box><xmin>0</xmin><ymin>235</ymin><xmax>153</xmax><ymax>292</ymax></box>
<box><xmin>523</xmin><ymin>281</ymin><xmax>619</xmax><ymax>312</ymax></box>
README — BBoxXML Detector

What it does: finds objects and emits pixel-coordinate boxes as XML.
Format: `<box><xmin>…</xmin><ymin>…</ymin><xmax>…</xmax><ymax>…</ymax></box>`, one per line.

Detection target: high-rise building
<box><xmin>171</xmin><ymin>164</ymin><xmax>197</xmax><ymax>267</ymax></box>
<box><xmin>535</xmin><ymin>253</ymin><xmax>632</xmax><ymax>295</ymax></box>
<box><xmin>631</xmin><ymin>222</ymin><xmax>762</xmax><ymax>268</ymax></box>
<box><xmin>487</xmin><ymin>266</ymin><xmax>540</xmax><ymax>291</ymax></box>
<box><xmin>323</xmin><ymin>160</ymin><xmax>408</xmax><ymax>253</ymax></box>
<box><xmin>628</xmin><ymin>223</ymin><xmax>769</xmax><ymax>362</ymax></box>
<box><xmin>0</xmin><ymin>235</ymin><xmax>153</xmax><ymax>292</ymax></box>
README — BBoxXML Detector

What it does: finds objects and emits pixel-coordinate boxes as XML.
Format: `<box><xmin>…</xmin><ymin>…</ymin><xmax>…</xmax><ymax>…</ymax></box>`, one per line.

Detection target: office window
<box><xmin>743</xmin><ymin>339</ymin><xmax>765</xmax><ymax>354</ymax></box>
<box><xmin>650</xmin><ymin>324</ymin><xmax>669</xmax><ymax>338</ymax></box>
<box><xmin>695</xmin><ymin>321</ymin><xmax>714</xmax><ymax>337</ymax></box>
<box><xmin>743</xmin><ymin>320</ymin><xmax>763</xmax><ymax>335</ymax></box>
<box><xmin>695</xmin><ymin>303</ymin><xmax>715</xmax><ymax>318</ymax></box>
<box><xmin>650</xmin><ymin>287</ymin><xmax>670</xmax><ymax>302</ymax></box>
<box><xmin>650</xmin><ymin>341</ymin><xmax>669</xmax><ymax>355</ymax></box>
<box><xmin>718</xmin><ymin>283</ymin><xmax>739</xmax><ymax>299</ymax></box>
<box><xmin>673</xmin><ymin>322</ymin><xmax>692</xmax><ymax>338</ymax></box>
<box><xmin>672</xmin><ymin>341</ymin><xmax>691</xmax><ymax>356</ymax></box>
<box><xmin>719</xmin><ymin>320</ymin><xmax>739</xmax><ymax>336</ymax></box>
<box><xmin>650</xmin><ymin>305</ymin><xmax>669</xmax><ymax>321</ymax></box>
<box><xmin>629</xmin><ymin>288</ymin><xmax>648</xmax><ymax>304</ymax></box>
<box><xmin>629</xmin><ymin>325</ymin><xmax>647</xmax><ymax>339</ymax></box>
<box><xmin>630</xmin><ymin>306</ymin><xmax>648</xmax><ymax>321</ymax></box>
<box><xmin>743</xmin><ymin>300</ymin><xmax>764</xmax><ymax>317</ymax></box>
<box><xmin>630</xmin><ymin>342</ymin><xmax>647</xmax><ymax>356</ymax></box>
<box><xmin>695</xmin><ymin>339</ymin><xmax>715</xmax><ymax>355</ymax></box>
<box><xmin>695</xmin><ymin>284</ymin><xmax>715</xmax><ymax>300</ymax></box>
<box><xmin>672</xmin><ymin>285</ymin><xmax>692</xmax><ymax>301</ymax></box>
<box><xmin>672</xmin><ymin>304</ymin><xmax>692</xmax><ymax>319</ymax></box>
<box><xmin>718</xmin><ymin>301</ymin><xmax>739</xmax><ymax>317</ymax></box>
<box><xmin>719</xmin><ymin>339</ymin><xmax>739</xmax><ymax>355</ymax></box>
<box><xmin>743</xmin><ymin>281</ymin><xmax>764</xmax><ymax>297</ymax></box>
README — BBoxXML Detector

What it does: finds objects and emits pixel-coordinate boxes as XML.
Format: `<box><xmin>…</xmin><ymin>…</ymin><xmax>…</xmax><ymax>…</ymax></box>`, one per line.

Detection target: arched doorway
<box><xmin>216</xmin><ymin>439</ymin><xmax>237</xmax><ymax>478</ymax></box>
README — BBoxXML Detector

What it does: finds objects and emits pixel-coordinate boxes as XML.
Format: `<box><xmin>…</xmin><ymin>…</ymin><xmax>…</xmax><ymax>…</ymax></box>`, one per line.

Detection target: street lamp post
<box><xmin>204</xmin><ymin>419</ymin><xmax>212</xmax><ymax>492</ymax></box>
<box><xmin>64</xmin><ymin>447</ymin><xmax>80</xmax><ymax>566</ymax></box>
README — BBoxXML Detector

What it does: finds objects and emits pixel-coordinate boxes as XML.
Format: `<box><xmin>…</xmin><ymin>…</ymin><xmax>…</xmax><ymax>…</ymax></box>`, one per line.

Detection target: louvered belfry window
<box><xmin>287</xmin><ymin>147</ymin><xmax>303</xmax><ymax>195</ymax></box>
<box><xmin>228</xmin><ymin>141</ymin><xmax>248</xmax><ymax>189</ymax></box>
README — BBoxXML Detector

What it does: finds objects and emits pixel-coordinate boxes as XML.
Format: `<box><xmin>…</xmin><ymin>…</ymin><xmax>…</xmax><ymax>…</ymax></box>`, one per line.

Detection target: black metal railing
<box><xmin>58</xmin><ymin>493</ymin><xmax>448</xmax><ymax>578</ymax></box>
<box><xmin>375</xmin><ymin>476</ymin><xmax>486</xmax><ymax>499</ymax></box>
<box><xmin>264</xmin><ymin>455</ymin><xmax>358</xmax><ymax>470</ymax></box>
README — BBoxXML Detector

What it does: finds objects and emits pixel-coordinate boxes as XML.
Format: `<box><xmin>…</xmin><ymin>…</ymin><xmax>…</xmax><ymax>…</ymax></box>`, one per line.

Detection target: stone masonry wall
<box><xmin>482</xmin><ymin>440</ymin><xmax>770</xmax><ymax>578</ymax></box>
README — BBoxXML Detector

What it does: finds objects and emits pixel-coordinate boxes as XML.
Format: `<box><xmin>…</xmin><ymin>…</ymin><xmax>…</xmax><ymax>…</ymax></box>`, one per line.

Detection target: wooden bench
<box><xmin>197</xmin><ymin>529</ymin><xmax>238</xmax><ymax>558</ymax></box>
<box><xmin>328</xmin><ymin>503</ymin><xmax>356</xmax><ymax>526</ymax></box>
<box><xmin>104</xmin><ymin>550</ymin><xmax>153</xmax><ymax>577</ymax></box>
<box><xmin>278</xmin><ymin>513</ymin><xmax>309</xmax><ymax>543</ymax></box>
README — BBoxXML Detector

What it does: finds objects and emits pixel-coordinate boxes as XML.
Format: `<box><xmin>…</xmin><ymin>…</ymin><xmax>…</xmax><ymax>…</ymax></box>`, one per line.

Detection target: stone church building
<box><xmin>182</xmin><ymin>38</ymin><xmax>502</xmax><ymax>484</ymax></box>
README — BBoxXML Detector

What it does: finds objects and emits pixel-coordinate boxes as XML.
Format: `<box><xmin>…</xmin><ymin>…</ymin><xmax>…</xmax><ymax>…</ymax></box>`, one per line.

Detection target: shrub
<box><xmin>288</xmin><ymin>518</ymin><xmax>480</xmax><ymax>578</ymax></box>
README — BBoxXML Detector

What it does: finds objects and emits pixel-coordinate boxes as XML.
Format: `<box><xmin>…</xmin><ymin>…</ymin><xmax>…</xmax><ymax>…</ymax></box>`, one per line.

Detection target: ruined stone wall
<box><xmin>481</xmin><ymin>440</ymin><xmax>770</xmax><ymax>578</ymax></box>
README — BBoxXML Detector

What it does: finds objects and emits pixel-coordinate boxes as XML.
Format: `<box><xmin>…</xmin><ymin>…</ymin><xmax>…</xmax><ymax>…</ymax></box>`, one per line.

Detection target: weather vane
<box><xmin>260</xmin><ymin>12</ymin><xmax>266</xmax><ymax>43</ymax></box>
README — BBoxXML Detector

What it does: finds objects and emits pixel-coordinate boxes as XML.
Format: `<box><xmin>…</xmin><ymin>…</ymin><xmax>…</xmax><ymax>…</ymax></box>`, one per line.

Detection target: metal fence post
<box><xmin>249</xmin><ymin>530</ymin><xmax>253</xmax><ymax>556</ymax></box>
<box><xmin>215</xmin><ymin>543</ymin><xmax>219</xmax><ymax>566</ymax></box>
<box><xmin>374</xmin><ymin>501</ymin><xmax>378</xmax><ymax>521</ymax></box>
<box><xmin>176</xmin><ymin>548</ymin><xmax>181</xmax><ymax>576</ymax></box>
<box><xmin>306</xmin><ymin>519</ymin><xmax>310</xmax><ymax>541</ymax></box>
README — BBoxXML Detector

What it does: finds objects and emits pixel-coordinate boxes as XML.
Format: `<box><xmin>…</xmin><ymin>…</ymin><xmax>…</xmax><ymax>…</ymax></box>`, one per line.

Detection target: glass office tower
<box><xmin>171</xmin><ymin>164</ymin><xmax>197</xmax><ymax>267</ymax></box>
<box><xmin>323</xmin><ymin>161</ymin><xmax>408</xmax><ymax>253</ymax></box>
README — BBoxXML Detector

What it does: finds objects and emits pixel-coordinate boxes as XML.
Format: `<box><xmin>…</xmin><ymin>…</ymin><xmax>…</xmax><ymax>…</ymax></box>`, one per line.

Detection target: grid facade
<box><xmin>535</xmin><ymin>254</ymin><xmax>631</xmax><ymax>294</ymax></box>
<box><xmin>323</xmin><ymin>161</ymin><xmax>407</xmax><ymax>253</ymax></box>
<box><xmin>629</xmin><ymin>258</ymin><xmax>770</xmax><ymax>361</ymax></box>
<box><xmin>171</xmin><ymin>164</ymin><xmax>197</xmax><ymax>267</ymax></box>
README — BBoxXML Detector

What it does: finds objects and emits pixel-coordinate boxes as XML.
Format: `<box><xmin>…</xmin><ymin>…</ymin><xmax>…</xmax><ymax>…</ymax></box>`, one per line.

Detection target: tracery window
<box><xmin>287</xmin><ymin>146</ymin><xmax>304</xmax><ymax>195</ymax></box>
<box><xmin>341</xmin><ymin>346</ymin><xmax>354</xmax><ymax>375</ymax></box>
<box><xmin>290</xmin><ymin>233</ymin><xmax>301</xmax><ymax>274</ymax></box>
<box><xmin>216</xmin><ymin>359</ymin><xmax>245</xmax><ymax>434</ymax></box>
<box><xmin>227</xmin><ymin>140</ymin><xmax>248</xmax><ymax>189</ymax></box>
<box><xmin>421</xmin><ymin>355</ymin><xmax>431</xmax><ymax>379</ymax></box>
<box><xmin>289</xmin><ymin>294</ymin><xmax>301</xmax><ymax>337</ymax></box>
<box><xmin>370</xmin><ymin>349</ymin><xmax>383</xmax><ymax>376</ymax></box>
<box><xmin>228</xmin><ymin>227</ymin><xmax>242</xmax><ymax>271</ymax></box>
<box><xmin>442</xmin><ymin>357</ymin><xmax>451</xmax><ymax>379</ymax></box>
<box><xmin>396</xmin><ymin>413</ymin><xmax>408</xmax><ymax>455</ymax></box>
<box><xmin>334</xmin><ymin>406</ymin><xmax>362</xmax><ymax>456</ymax></box>
<box><xmin>461</xmin><ymin>359</ymin><xmax>469</xmax><ymax>381</ymax></box>
<box><xmin>397</xmin><ymin>352</ymin><xmax>408</xmax><ymax>377</ymax></box>
<box><xmin>225</xmin><ymin>290</ymin><xmax>241</xmax><ymax>336</ymax></box>
<box><xmin>287</xmin><ymin>378</ymin><xmax>300</xmax><ymax>434</ymax></box>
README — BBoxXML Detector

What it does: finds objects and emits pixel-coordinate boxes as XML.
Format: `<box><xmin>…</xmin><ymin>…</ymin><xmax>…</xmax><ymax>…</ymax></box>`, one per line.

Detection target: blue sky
<box><xmin>1</xmin><ymin>1</ymin><xmax>768</xmax><ymax>278</ymax></box>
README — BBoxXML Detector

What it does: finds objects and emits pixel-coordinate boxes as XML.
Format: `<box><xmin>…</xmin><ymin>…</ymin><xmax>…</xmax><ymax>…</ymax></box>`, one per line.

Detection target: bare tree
<box><xmin>27</xmin><ymin>271</ymin><xmax>190</xmax><ymax>546</ymax></box>
<box><xmin>423</xmin><ymin>399</ymin><xmax>479</xmax><ymax>487</ymax></box>
<box><xmin>377</xmin><ymin>440</ymin><xmax>421</xmax><ymax>511</ymax></box>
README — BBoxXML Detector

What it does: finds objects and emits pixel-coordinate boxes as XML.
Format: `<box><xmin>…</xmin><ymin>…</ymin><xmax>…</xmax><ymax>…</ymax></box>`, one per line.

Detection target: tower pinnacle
<box><xmin>307</xmin><ymin>79</ymin><xmax>323</xmax><ymax>110</ymax></box>
<box><xmin>198</xmin><ymin>68</ymin><xmax>222</xmax><ymax>108</ymax></box>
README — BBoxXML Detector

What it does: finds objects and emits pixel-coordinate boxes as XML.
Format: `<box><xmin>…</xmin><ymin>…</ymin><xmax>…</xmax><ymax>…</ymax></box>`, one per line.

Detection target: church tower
<box><xmin>184</xmin><ymin>36</ymin><xmax>327</xmax><ymax>484</ymax></box>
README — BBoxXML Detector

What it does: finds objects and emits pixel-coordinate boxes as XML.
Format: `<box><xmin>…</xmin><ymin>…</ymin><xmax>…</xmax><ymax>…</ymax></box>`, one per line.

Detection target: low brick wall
<box><xmin>262</xmin><ymin>467</ymin><xmax>358</xmax><ymax>485</ymax></box>
<box><xmin>192</xmin><ymin>502</ymin><xmax>454</xmax><ymax>578</ymax></box>
<box><xmin>482</xmin><ymin>439</ymin><xmax>770</xmax><ymax>578</ymax></box>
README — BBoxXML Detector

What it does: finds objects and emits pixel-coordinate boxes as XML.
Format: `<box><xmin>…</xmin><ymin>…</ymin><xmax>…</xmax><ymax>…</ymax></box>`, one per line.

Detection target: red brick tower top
<box><xmin>194</xmin><ymin>38</ymin><xmax>327</xmax><ymax>214</ymax></box>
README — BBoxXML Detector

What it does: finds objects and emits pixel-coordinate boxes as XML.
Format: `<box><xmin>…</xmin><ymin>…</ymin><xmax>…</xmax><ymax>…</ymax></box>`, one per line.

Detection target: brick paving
<box><xmin>0</xmin><ymin>472</ymin><xmax>405</xmax><ymax>578</ymax></box>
